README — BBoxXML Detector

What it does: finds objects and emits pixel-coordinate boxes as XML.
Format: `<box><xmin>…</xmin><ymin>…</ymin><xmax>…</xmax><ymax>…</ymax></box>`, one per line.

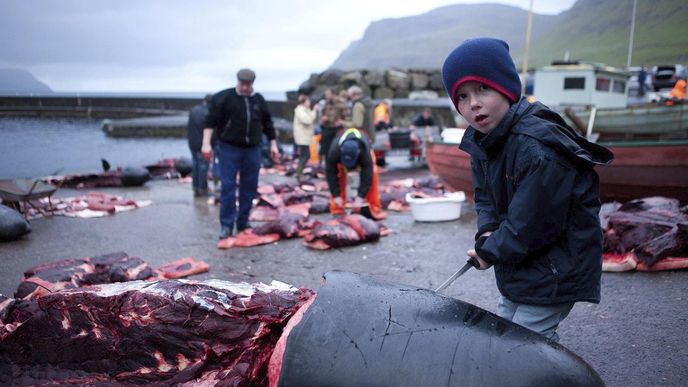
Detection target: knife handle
<box><xmin>467</xmin><ymin>256</ymin><xmax>480</xmax><ymax>268</ymax></box>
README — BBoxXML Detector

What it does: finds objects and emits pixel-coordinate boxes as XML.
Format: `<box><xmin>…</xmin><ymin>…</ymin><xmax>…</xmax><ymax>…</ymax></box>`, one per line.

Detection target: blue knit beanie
<box><xmin>442</xmin><ymin>37</ymin><xmax>521</xmax><ymax>112</ymax></box>
<box><xmin>340</xmin><ymin>139</ymin><xmax>361</xmax><ymax>169</ymax></box>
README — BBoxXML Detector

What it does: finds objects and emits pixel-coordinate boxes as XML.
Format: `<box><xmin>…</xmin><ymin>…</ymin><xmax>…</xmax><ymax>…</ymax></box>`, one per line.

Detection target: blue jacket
<box><xmin>459</xmin><ymin>98</ymin><xmax>614</xmax><ymax>305</ymax></box>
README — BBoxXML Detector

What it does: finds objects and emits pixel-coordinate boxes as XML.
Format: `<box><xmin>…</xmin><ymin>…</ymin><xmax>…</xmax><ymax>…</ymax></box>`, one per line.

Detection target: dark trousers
<box><xmin>190</xmin><ymin>150</ymin><xmax>209</xmax><ymax>192</ymax></box>
<box><xmin>320</xmin><ymin>126</ymin><xmax>340</xmax><ymax>157</ymax></box>
<box><xmin>296</xmin><ymin>145</ymin><xmax>310</xmax><ymax>170</ymax></box>
<box><xmin>217</xmin><ymin>141</ymin><xmax>260</xmax><ymax>228</ymax></box>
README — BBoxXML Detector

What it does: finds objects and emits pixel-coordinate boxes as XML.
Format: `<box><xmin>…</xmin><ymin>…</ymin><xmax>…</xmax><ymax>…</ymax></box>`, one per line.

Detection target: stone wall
<box><xmin>290</xmin><ymin>69</ymin><xmax>447</xmax><ymax>101</ymax></box>
<box><xmin>287</xmin><ymin>69</ymin><xmax>457</xmax><ymax>128</ymax></box>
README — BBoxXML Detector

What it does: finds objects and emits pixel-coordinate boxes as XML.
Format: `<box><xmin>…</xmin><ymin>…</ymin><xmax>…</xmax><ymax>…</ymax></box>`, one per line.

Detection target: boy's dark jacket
<box><xmin>459</xmin><ymin>97</ymin><xmax>614</xmax><ymax>305</ymax></box>
<box><xmin>205</xmin><ymin>88</ymin><xmax>276</xmax><ymax>147</ymax></box>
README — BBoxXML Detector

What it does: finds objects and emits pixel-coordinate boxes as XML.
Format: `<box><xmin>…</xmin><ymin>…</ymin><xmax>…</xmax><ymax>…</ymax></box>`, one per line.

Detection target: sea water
<box><xmin>0</xmin><ymin>117</ymin><xmax>188</xmax><ymax>179</ymax></box>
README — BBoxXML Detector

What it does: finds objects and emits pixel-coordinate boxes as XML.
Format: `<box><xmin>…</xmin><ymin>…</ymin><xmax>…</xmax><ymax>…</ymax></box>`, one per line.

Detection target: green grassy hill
<box><xmin>331</xmin><ymin>3</ymin><xmax>560</xmax><ymax>70</ymax></box>
<box><xmin>330</xmin><ymin>0</ymin><xmax>687</xmax><ymax>71</ymax></box>
<box><xmin>528</xmin><ymin>0</ymin><xmax>687</xmax><ymax>68</ymax></box>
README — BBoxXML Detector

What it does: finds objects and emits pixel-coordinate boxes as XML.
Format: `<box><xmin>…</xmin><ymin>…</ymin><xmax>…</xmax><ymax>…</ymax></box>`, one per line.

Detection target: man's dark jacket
<box><xmin>459</xmin><ymin>97</ymin><xmax>614</xmax><ymax>305</ymax></box>
<box><xmin>187</xmin><ymin>102</ymin><xmax>209</xmax><ymax>152</ymax></box>
<box><xmin>205</xmin><ymin>88</ymin><xmax>276</xmax><ymax>147</ymax></box>
<box><xmin>326</xmin><ymin>130</ymin><xmax>374</xmax><ymax>198</ymax></box>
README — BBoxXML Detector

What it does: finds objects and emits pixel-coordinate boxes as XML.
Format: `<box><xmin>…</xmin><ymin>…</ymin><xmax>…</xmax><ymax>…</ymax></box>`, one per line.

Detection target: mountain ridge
<box><xmin>331</xmin><ymin>0</ymin><xmax>687</xmax><ymax>71</ymax></box>
<box><xmin>0</xmin><ymin>68</ymin><xmax>53</xmax><ymax>94</ymax></box>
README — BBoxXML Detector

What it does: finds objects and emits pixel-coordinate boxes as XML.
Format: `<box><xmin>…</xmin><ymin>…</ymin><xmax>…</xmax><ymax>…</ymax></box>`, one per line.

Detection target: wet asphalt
<box><xmin>1</xmin><ymin>161</ymin><xmax>686</xmax><ymax>387</ymax></box>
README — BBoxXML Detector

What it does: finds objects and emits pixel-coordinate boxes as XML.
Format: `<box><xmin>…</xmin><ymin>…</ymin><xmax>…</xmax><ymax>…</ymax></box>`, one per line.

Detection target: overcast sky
<box><xmin>0</xmin><ymin>0</ymin><xmax>577</xmax><ymax>95</ymax></box>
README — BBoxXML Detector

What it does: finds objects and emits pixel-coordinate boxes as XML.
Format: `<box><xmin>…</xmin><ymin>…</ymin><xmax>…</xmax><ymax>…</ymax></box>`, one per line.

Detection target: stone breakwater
<box><xmin>291</xmin><ymin>68</ymin><xmax>447</xmax><ymax>101</ymax></box>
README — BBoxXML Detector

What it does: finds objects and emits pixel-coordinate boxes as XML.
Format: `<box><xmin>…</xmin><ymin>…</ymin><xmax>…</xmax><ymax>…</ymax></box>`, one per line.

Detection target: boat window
<box><xmin>564</xmin><ymin>77</ymin><xmax>585</xmax><ymax>90</ymax></box>
<box><xmin>595</xmin><ymin>77</ymin><xmax>610</xmax><ymax>92</ymax></box>
<box><xmin>612</xmin><ymin>79</ymin><xmax>626</xmax><ymax>93</ymax></box>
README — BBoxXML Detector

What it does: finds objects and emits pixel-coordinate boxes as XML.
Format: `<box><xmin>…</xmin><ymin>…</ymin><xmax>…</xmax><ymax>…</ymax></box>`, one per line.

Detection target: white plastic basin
<box><xmin>405</xmin><ymin>191</ymin><xmax>466</xmax><ymax>222</ymax></box>
<box><xmin>441</xmin><ymin>128</ymin><xmax>465</xmax><ymax>144</ymax></box>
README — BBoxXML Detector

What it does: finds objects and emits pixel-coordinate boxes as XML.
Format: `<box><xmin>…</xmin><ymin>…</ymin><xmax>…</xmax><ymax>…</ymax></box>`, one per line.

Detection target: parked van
<box><xmin>652</xmin><ymin>64</ymin><xmax>687</xmax><ymax>91</ymax></box>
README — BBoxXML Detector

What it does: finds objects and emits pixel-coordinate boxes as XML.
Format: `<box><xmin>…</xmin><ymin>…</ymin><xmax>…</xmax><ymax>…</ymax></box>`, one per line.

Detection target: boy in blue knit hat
<box><xmin>442</xmin><ymin>37</ymin><xmax>614</xmax><ymax>341</ymax></box>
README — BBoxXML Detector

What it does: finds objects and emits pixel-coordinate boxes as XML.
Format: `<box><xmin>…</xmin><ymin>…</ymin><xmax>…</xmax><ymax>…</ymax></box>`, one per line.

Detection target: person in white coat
<box><xmin>293</xmin><ymin>94</ymin><xmax>318</xmax><ymax>181</ymax></box>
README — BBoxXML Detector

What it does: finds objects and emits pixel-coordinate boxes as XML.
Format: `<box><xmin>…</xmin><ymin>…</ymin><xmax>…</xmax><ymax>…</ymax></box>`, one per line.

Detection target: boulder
<box><xmin>394</xmin><ymin>88</ymin><xmax>410</xmax><ymax>99</ymax></box>
<box><xmin>364</xmin><ymin>70</ymin><xmax>386</xmax><ymax>87</ymax></box>
<box><xmin>297</xmin><ymin>73</ymin><xmax>320</xmax><ymax>95</ymax></box>
<box><xmin>386</xmin><ymin>70</ymin><xmax>410</xmax><ymax>89</ymax></box>
<box><xmin>298</xmin><ymin>80</ymin><xmax>315</xmax><ymax>95</ymax></box>
<box><xmin>0</xmin><ymin>204</ymin><xmax>31</xmax><ymax>242</ymax></box>
<box><xmin>429</xmin><ymin>71</ymin><xmax>445</xmax><ymax>90</ymax></box>
<box><xmin>309</xmin><ymin>85</ymin><xmax>335</xmax><ymax>102</ymax></box>
<box><xmin>359</xmin><ymin>84</ymin><xmax>372</xmax><ymax>98</ymax></box>
<box><xmin>319</xmin><ymin>69</ymin><xmax>345</xmax><ymax>85</ymax></box>
<box><xmin>339</xmin><ymin>71</ymin><xmax>364</xmax><ymax>87</ymax></box>
<box><xmin>373</xmin><ymin>87</ymin><xmax>395</xmax><ymax>100</ymax></box>
<box><xmin>285</xmin><ymin>90</ymin><xmax>299</xmax><ymax>101</ymax></box>
<box><xmin>410</xmin><ymin>72</ymin><xmax>429</xmax><ymax>90</ymax></box>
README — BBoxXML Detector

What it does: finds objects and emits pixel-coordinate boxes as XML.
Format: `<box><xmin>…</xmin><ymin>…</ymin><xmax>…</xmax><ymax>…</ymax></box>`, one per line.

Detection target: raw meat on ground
<box><xmin>14</xmin><ymin>252</ymin><xmax>209</xmax><ymax>299</ymax></box>
<box><xmin>303</xmin><ymin>214</ymin><xmax>384</xmax><ymax>250</ymax></box>
<box><xmin>217</xmin><ymin>230</ymin><xmax>281</xmax><ymax>249</ymax></box>
<box><xmin>0</xmin><ymin>279</ymin><xmax>313</xmax><ymax>386</ymax></box>
<box><xmin>601</xmin><ymin>196</ymin><xmax>688</xmax><ymax>271</ymax></box>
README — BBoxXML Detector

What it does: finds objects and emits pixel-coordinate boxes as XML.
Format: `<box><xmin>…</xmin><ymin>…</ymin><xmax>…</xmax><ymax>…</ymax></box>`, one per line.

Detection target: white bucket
<box><xmin>405</xmin><ymin>191</ymin><xmax>466</xmax><ymax>222</ymax></box>
<box><xmin>441</xmin><ymin>128</ymin><xmax>465</xmax><ymax>144</ymax></box>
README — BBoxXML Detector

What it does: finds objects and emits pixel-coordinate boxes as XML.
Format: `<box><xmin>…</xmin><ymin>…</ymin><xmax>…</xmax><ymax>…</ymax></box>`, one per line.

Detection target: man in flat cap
<box><xmin>202</xmin><ymin>68</ymin><xmax>278</xmax><ymax>239</ymax></box>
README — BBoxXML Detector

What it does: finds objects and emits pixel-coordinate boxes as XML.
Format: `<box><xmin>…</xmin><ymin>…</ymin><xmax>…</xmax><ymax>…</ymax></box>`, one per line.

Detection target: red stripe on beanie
<box><xmin>450</xmin><ymin>75</ymin><xmax>518</xmax><ymax>108</ymax></box>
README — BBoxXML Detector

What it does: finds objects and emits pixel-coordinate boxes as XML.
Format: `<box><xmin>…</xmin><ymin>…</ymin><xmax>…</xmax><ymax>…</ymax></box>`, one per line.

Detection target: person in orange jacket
<box><xmin>373</xmin><ymin>99</ymin><xmax>393</xmax><ymax>132</ymax></box>
<box><xmin>325</xmin><ymin>128</ymin><xmax>383</xmax><ymax>219</ymax></box>
<box><xmin>667</xmin><ymin>79</ymin><xmax>686</xmax><ymax>104</ymax></box>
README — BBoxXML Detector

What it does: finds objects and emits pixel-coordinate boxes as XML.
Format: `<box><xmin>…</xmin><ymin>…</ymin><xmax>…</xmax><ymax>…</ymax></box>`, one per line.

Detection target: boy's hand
<box><xmin>467</xmin><ymin>249</ymin><xmax>492</xmax><ymax>270</ymax></box>
<box><xmin>333</xmin><ymin>196</ymin><xmax>344</xmax><ymax>208</ymax></box>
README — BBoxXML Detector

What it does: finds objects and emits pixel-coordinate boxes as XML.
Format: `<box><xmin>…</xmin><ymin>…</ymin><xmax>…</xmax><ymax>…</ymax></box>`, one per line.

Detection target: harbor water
<box><xmin>0</xmin><ymin>117</ymin><xmax>189</xmax><ymax>180</ymax></box>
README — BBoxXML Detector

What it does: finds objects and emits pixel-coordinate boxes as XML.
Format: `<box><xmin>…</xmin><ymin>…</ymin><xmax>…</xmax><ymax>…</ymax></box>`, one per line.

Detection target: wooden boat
<box><xmin>561</xmin><ymin>104</ymin><xmax>688</xmax><ymax>141</ymax></box>
<box><xmin>425</xmin><ymin>139</ymin><xmax>688</xmax><ymax>204</ymax></box>
<box><xmin>533</xmin><ymin>62</ymin><xmax>688</xmax><ymax>142</ymax></box>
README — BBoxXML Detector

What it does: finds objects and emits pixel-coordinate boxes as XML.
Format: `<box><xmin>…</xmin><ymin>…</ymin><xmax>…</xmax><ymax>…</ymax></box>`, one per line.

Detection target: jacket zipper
<box><xmin>549</xmin><ymin>261</ymin><xmax>559</xmax><ymax>298</ymax></box>
<box><xmin>481</xmin><ymin>160</ymin><xmax>489</xmax><ymax>181</ymax></box>
<box><xmin>244</xmin><ymin>96</ymin><xmax>251</xmax><ymax>145</ymax></box>
<box><xmin>481</xmin><ymin>160</ymin><xmax>495</xmax><ymax>203</ymax></box>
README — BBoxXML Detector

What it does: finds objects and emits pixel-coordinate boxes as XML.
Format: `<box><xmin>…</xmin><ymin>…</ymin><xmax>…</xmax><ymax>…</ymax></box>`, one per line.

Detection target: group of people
<box><xmin>292</xmin><ymin>85</ymin><xmax>384</xmax><ymax>219</ymax></box>
<box><xmin>186</xmin><ymin>36</ymin><xmax>614</xmax><ymax>343</ymax></box>
<box><xmin>186</xmin><ymin>70</ymin><xmax>386</xmax><ymax>240</ymax></box>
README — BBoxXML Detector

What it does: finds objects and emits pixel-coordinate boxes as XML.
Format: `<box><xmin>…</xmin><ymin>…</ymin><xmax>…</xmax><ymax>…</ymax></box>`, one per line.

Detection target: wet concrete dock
<box><xmin>1</xmin><ymin>165</ymin><xmax>686</xmax><ymax>386</ymax></box>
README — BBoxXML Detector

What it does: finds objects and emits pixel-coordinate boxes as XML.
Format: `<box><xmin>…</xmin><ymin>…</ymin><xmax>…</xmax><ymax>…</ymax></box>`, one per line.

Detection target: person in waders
<box><xmin>325</xmin><ymin>128</ymin><xmax>383</xmax><ymax>220</ymax></box>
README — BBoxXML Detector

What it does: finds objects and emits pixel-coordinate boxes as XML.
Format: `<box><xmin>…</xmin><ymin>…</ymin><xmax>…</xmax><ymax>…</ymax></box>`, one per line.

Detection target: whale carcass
<box><xmin>270</xmin><ymin>271</ymin><xmax>604</xmax><ymax>387</ymax></box>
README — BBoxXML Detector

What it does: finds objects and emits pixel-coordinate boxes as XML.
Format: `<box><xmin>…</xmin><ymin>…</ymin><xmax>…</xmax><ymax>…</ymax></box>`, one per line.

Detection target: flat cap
<box><xmin>237</xmin><ymin>68</ymin><xmax>256</xmax><ymax>82</ymax></box>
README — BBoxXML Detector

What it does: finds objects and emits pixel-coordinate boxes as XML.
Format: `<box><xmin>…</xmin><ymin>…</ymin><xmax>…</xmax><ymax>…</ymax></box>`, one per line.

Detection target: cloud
<box><xmin>0</xmin><ymin>0</ymin><xmax>577</xmax><ymax>93</ymax></box>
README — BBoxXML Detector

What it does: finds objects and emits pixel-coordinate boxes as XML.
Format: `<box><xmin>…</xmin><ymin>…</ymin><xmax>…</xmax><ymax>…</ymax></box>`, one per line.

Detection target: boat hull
<box><xmin>425</xmin><ymin>140</ymin><xmax>688</xmax><ymax>203</ymax></box>
<box><xmin>425</xmin><ymin>141</ymin><xmax>474</xmax><ymax>201</ymax></box>
<box><xmin>562</xmin><ymin>104</ymin><xmax>688</xmax><ymax>141</ymax></box>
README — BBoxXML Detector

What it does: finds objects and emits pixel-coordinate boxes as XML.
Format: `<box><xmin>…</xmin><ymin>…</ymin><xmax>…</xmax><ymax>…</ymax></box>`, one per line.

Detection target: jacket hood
<box><xmin>460</xmin><ymin>97</ymin><xmax>614</xmax><ymax>166</ymax></box>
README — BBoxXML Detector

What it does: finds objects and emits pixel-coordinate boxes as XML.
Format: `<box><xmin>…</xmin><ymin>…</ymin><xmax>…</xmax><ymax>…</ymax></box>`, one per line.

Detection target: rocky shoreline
<box><xmin>291</xmin><ymin>68</ymin><xmax>447</xmax><ymax>101</ymax></box>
